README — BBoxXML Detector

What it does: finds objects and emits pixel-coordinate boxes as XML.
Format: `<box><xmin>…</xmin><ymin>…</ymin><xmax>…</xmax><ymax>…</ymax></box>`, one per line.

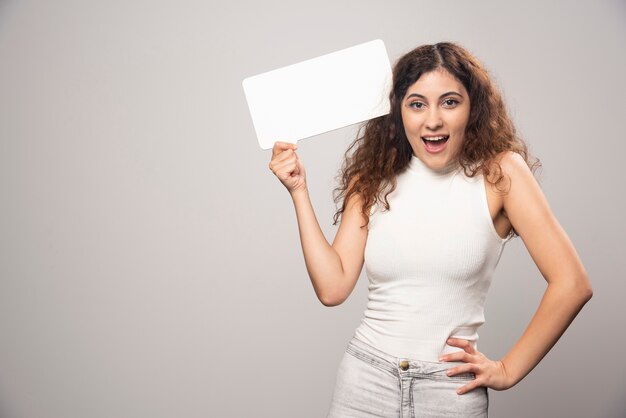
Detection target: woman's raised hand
<box><xmin>268</xmin><ymin>141</ymin><xmax>307</xmax><ymax>195</ymax></box>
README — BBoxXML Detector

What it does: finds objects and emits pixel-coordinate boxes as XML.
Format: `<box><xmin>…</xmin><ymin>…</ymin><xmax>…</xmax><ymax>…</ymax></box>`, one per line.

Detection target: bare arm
<box><xmin>268</xmin><ymin>141</ymin><xmax>368</xmax><ymax>307</ymax></box>
<box><xmin>497</xmin><ymin>151</ymin><xmax>593</xmax><ymax>387</ymax></box>
<box><xmin>290</xmin><ymin>186</ymin><xmax>368</xmax><ymax>307</ymax></box>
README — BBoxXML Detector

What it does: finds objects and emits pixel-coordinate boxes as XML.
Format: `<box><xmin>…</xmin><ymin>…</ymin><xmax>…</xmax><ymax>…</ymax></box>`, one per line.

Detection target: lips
<box><xmin>421</xmin><ymin>135</ymin><xmax>449</xmax><ymax>144</ymax></box>
<box><xmin>421</xmin><ymin>135</ymin><xmax>449</xmax><ymax>153</ymax></box>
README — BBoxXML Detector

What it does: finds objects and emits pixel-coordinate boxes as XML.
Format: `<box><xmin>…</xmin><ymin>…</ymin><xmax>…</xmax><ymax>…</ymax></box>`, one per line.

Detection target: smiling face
<box><xmin>400</xmin><ymin>68</ymin><xmax>470</xmax><ymax>169</ymax></box>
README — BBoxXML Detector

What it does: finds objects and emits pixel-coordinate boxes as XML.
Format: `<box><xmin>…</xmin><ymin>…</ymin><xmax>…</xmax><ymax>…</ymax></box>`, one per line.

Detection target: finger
<box><xmin>446</xmin><ymin>338</ymin><xmax>459</xmax><ymax>347</ymax></box>
<box><xmin>273</xmin><ymin>141</ymin><xmax>297</xmax><ymax>149</ymax></box>
<box><xmin>269</xmin><ymin>148</ymin><xmax>295</xmax><ymax>170</ymax></box>
<box><xmin>446</xmin><ymin>362</ymin><xmax>476</xmax><ymax>377</ymax></box>
<box><xmin>271</xmin><ymin>148</ymin><xmax>297</xmax><ymax>169</ymax></box>
<box><xmin>272</xmin><ymin>141</ymin><xmax>298</xmax><ymax>158</ymax></box>
<box><xmin>275</xmin><ymin>155</ymin><xmax>298</xmax><ymax>174</ymax></box>
<box><xmin>273</xmin><ymin>148</ymin><xmax>297</xmax><ymax>167</ymax></box>
<box><xmin>439</xmin><ymin>351</ymin><xmax>466</xmax><ymax>362</ymax></box>
<box><xmin>447</xmin><ymin>338</ymin><xmax>475</xmax><ymax>354</ymax></box>
<box><xmin>456</xmin><ymin>381</ymin><xmax>481</xmax><ymax>395</ymax></box>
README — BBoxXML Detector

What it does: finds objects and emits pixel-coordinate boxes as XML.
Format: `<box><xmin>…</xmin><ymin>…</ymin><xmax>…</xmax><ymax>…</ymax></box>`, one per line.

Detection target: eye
<box><xmin>443</xmin><ymin>99</ymin><xmax>459</xmax><ymax>107</ymax></box>
<box><xmin>409</xmin><ymin>102</ymin><xmax>425</xmax><ymax>109</ymax></box>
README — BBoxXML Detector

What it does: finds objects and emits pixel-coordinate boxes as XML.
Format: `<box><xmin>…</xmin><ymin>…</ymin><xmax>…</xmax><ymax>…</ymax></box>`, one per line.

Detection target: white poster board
<box><xmin>242</xmin><ymin>39</ymin><xmax>392</xmax><ymax>150</ymax></box>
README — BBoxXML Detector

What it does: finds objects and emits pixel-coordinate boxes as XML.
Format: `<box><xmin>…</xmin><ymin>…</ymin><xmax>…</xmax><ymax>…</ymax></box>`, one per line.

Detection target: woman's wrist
<box><xmin>290</xmin><ymin>186</ymin><xmax>309</xmax><ymax>200</ymax></box>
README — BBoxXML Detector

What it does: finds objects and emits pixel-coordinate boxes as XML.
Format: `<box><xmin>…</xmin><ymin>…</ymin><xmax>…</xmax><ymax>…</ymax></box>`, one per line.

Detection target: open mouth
<box><xmin>421</xmin><ymin>135</ymin><xmax>449</xmax><ymax>145</ymax></box>
<box><xmin>421</xmin><ymin>135</ymin><xmax>449</xmax><ymax>153</ymax></box>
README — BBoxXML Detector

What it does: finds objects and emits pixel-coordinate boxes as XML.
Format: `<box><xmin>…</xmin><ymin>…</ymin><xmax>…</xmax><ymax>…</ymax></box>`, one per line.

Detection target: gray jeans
<box><xmin>327</xmin><ymin>336</ymin><xmax>488</xmax><ymax>417</ymax></box>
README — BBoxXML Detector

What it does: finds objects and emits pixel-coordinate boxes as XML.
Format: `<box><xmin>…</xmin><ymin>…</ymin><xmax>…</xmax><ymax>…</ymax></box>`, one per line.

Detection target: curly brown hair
<box><xmin>332</xmin><ymin>41</ymin><xmax>541</xmax><ymax>239</ymax></box>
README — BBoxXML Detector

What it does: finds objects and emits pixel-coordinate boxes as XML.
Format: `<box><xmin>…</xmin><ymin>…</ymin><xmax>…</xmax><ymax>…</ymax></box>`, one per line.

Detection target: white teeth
<box><xmin>422</xmin><ymin>136</ymin><xmax>447</xmax><ymax>141</ymax></box>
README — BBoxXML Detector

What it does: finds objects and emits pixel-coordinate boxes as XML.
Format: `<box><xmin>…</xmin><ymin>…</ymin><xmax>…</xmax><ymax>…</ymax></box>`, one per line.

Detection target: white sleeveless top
<box><xmin>352</xmin><ymin>153</ymin><xmax>513</xmax><ymax>362</ymax></box>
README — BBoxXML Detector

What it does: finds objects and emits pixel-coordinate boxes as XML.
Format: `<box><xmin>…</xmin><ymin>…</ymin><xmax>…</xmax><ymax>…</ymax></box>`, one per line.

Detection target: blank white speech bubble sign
<box><xmin>242</xmin><ymin>39</ymin><xmax>392</xmax><ymax>150</ymax></box>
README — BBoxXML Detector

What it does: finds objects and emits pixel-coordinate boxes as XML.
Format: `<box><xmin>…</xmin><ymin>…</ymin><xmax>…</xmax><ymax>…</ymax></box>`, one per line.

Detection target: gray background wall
<box><xmin>0</xmin><ymin>0</ymin><xmax>624</xmax><ymax>417</ymax></box>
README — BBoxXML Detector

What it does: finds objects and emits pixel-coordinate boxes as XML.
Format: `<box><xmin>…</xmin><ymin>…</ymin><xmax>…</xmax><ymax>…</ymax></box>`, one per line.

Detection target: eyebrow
<box><xmin>405</xmin><ymin>91</ymin><xmax>464</xmax><ymax>101</ymax></box>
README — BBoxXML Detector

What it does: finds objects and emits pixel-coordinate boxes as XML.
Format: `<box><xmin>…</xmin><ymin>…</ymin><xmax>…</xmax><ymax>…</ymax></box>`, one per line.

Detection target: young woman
<box><xmin>268</xmin><ymin>42</ymin><xmax>592</xmax><ymax>417</ymax></box>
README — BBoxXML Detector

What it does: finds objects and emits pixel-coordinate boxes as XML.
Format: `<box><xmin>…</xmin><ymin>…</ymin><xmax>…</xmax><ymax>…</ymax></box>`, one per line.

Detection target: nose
<box><xmin>425</xmin><ymin>108</ymin><xmax>443</xmax><ymax>130</ymax></box>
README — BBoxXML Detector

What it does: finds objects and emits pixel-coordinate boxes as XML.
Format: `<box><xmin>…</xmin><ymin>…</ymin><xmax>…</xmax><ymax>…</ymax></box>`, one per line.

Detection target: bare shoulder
<box><xmin>483</xmin><ymin>150</ymin><xmax>532</xmax><ymax>196</ymax></box>
<box><xmin>498</xmin><ymin>150</ymin><xmax>530</xmax><ymax>175</ymax></box>
<box><xmin>495</xmin><ymin>150</ymin><xmax>548</xmax><ymax>237</ymax></box>
<box><xmin>482</xmin><ymin>151</ymin><xmax>518</xmax><ymax>237</ymax></box>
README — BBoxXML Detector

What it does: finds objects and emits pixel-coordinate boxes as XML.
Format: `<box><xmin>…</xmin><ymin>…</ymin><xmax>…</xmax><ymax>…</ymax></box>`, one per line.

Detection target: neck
<box><xmin>408</xmin><ymin>154</ymin><xmax>460</xmax><ymax>177</ymax></box>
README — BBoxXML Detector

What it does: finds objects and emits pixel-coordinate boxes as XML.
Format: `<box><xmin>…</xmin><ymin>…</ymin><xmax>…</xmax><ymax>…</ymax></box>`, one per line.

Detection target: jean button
<box><xmin>399</xmin><ymin>360</ymin><xmax>409</xmax><ymax>371</ymax></box>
